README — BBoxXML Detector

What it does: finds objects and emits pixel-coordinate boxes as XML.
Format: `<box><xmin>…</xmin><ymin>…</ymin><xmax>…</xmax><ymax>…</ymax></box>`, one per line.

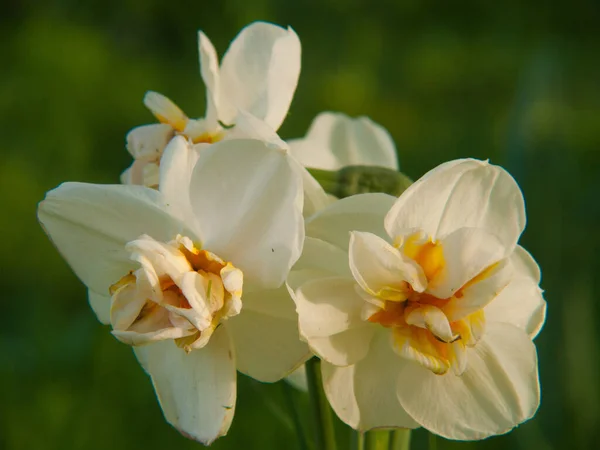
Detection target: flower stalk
<box><xmin>305</xmin><ymin>357</ymin><xmax>337</xmax><ymax>450</ymax></box>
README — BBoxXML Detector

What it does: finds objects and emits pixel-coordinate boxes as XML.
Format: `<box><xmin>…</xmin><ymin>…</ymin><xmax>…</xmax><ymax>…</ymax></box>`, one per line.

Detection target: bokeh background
<box><xmin>2</xmin><ymin>1</ymin><xmax>599</xmax><ymax>449</ymax></box>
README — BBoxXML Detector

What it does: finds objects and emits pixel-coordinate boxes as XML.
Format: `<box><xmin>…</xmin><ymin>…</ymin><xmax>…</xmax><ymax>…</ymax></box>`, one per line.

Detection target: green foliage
<box><xmin>2</xmin><ymin>1</ymin><xmax>599</xmax><ymax>449</ymax></box>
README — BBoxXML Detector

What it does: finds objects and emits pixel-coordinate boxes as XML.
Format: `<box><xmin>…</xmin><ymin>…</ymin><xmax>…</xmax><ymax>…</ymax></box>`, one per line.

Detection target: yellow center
<box><xmin>367</xmin><ymin>236</ymin><xmax>487</xmax><ymax>375</ymax></box>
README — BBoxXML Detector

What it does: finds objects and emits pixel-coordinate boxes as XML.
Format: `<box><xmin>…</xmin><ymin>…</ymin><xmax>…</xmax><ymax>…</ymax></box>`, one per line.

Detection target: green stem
<box><xmin>390</xmin><ymin>429</ymin><xmax>411</xmax><ymax>450</ymax></box>
<box><xmin>351</xmin><ymin>431</ymin><xmax>366</xmax><ymax>450</ymax></box>
<box><xmin>305</xmin><ymin>358</ymin><xmax>337</xmax><ymax>450</ymax></box>
<box><xmin>428</xmin><ymin>433</ymin><xmax>437</xmax><ymax>450</ymax></box>
<box><xmin>365</xmin><ymin>430</ymin><xmax>391</xmax><ymax>450</ymax></box>
<box><xmin>281</xmin><ymin>381</ymin><xmax>308</xmax><ymax>450</ymax></box>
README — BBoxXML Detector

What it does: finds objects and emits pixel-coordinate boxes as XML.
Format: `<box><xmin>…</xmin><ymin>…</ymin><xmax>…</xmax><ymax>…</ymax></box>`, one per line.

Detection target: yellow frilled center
<box><xmin>368</xmin><ymin>237</ymin><xmax>488</xmax><ymax>375</ymax></box>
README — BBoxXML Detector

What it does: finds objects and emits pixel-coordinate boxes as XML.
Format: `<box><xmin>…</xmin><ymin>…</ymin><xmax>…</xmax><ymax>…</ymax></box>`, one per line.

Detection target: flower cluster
<box><xmin>37</xmin><ymin>21</ymin><xmax>546</xmax><ymax>445</ymax></box>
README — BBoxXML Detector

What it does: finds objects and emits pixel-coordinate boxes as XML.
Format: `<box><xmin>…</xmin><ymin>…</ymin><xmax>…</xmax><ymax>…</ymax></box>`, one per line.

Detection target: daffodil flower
<box><xmin>292</xmin><ymin>159</ymin><xmax>546</xmax><ymax>440</ymax></box>
<box><xmin>123</xmin><ymin>21</ymin><xmax>301</xmax><ymax>186</ymax></box>
<box><xmin>39</xmin><ymin>137</ymin><xmax>309</xmax><ymax>444</ymax></box>
<box><xmin>288</xmin><ymin>112</ymin><xmax>399</xmax><ymax>171</ymax></box>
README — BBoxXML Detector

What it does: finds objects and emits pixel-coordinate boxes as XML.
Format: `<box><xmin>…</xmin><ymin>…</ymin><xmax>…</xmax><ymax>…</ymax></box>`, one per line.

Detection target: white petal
<box><xmin>294</xmin><ymin>276</ymin><xmax>366</xmax><ymax>338</ymax></box>
<box><xmin>158</xmin><ymin>136</ymin><xmax>201</xmax><ymax>228</ymax></box>
<box><xmin>225</xmin><ymin>286</ymin><xmax>309</xmax><ymax>382</ymax></box>
<box><xmin>306</xmin><ymin>193</ymin><xmax>396</xmax><ymax>252</ymax></box>
<box><xmin>38</xmin><ymin>183</ymin><xmax>184</xmax><ymax>295</ymax></box>
<box><xmin>485</xmin><ymin>280</ymin><xmax>546</xmax><ymax>339</ymax></box>
<box><xmin>396</xmin><ymin>322</ymin><xmax>540</xmax><ymax>440</ymax></box>
<box><xmin>198</xmin><ymin>31</ymin><xmax>221</xmax><ymax>126</ymax></box>
<box><xmin>309</xmin><ymin>326</ymin><xmax>376</xmax><ymax>366</ymax></box>
<box><xmin>144</xmin><ymin>91</ymin><xmax>188</xmax><ymax>132</ymax></box>
<box><xmin>126</xmin><ymin>124</ymin><xmax>174</xmax><ymax>160</ymax></box>
<box><xmin>385</xmin><ymin>159</ymin><xmax>525</xmax><ymax>250</ymax></box>
<box><xmin>88</xmin><ymin>290</ymin><xmax>110</xmax><ymax>324</ymax></box>
<box><xmin>443</xmin><ymin>258</ymin><xmax>512</xmax><ymax>322</ymax></box>
<box><xmin>287</xmin><ymin>237</ymin><xmax>351</xmax><ymax>291</ymax></box>
<box><xmin>134</xmin><ymin>328</ymin><xmax>236</xmax><ymax>444</ymax></box>
<box><xmin>322</xmin><ymin>333</ymin><xmax>419</xmax><ymax>431</ymax></box>
<box><xmin>349</xmin><ymin>231</ymin><xmax>426</xmax><ymax>299</ymax></box>
<box><xmin>222</xmin><ymin>110</ymin><xmax>288</xmax><ymax>148</ymax></box>
<box><xmin>218</xmin><ymin>22</ymin><xmax>301</xmax><ymax>130</ymax></box>
<box><xmin>512</xmin><ymin>245</ymin><xmax>541</xmax><ymax>283</ymax></box>
<box><xmin>189</xmin><ymin>139</ymin><xmax>304</xmax><ymax>289</ymax></box>
<box><xmin>405</xmin><ymin>305</ymin><xmax>457</xmax><ymax>343</ymax></box>
<box><xmin>288</xmin><ymin>112</ymin><xmax>398</xmax><ymax>170</ymax></box>
<box><xmin>426</xmin><ymin>227</ymin><xmax>506</xmax><ymax>299</ymax></box>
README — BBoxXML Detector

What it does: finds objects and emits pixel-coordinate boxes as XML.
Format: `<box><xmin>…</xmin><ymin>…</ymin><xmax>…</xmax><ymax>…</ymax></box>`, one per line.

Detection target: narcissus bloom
<box><xmin>292</xmin><ymin>159</ymin><xmax>546</xmax><ymax>440</ymax></box>
<box><xmin>39</xmin><ymin>137</ymin><xmax>309</xmax><ymax>444</ymax></box>
<box><xmin>288</xmin><ymin>112</ymin><xmax>399</xmax><ymax>171</ymax></box>
<box><xmin>123</xmin><ymin>21</ymin><xmax>301</xmax><ymax>186</ymax></box>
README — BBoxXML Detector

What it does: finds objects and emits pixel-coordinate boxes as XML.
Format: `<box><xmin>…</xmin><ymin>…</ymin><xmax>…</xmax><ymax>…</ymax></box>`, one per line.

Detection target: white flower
<box><xmin>288</xmin><ymin>112</ymin><xmax>399</xmax><ymax>171</ymax></box>
<box><xmin>123</xmin><ymin>21</ymin><xmax>301</xmax><ymax>186</ymax></box>
<box><xmin>292</xmin><ymin>159</ymin><xmax>546</xmax><ymax>440</ymax></box>
<box><xmin>38</xmin><ymin>137</ymin><xmax>309</xmax><ymax>444</ymax></box>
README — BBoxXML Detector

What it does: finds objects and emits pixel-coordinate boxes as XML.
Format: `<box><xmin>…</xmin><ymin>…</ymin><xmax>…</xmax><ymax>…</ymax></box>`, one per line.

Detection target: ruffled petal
<box><xmin>396</xmin><ymin>322</ymin><xmax>540</xmax><ymax>440</ymax></box>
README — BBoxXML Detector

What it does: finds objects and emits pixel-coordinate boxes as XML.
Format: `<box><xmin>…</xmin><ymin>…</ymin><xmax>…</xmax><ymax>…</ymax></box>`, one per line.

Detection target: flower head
<box><xmin>39</xmin><ymin>137</ymin><xmax>309</xmax><ymax>444</ymax></box>
<box><xmin>292</xmin><ymin>159</ymin><xmax>546</xmax><ymax>439</ymax></box>
<box><xmin>123</xmin><ymin>21</ymin><xmax>301</xmax><ymax>186</ymax></box>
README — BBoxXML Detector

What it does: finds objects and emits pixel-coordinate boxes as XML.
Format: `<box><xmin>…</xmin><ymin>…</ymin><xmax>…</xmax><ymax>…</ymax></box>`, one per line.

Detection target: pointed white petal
<box><xmin>284</xmin><ymin>365</ymin><xmax>308</xmax><ymax>391</ymax></box>
<box><xmin>198</xmin><ymin>31</ymin><xmax>221</xmax><ymax>125</ymax></box>
<box><xmin>306</xmin><ymin>193</ymin><xmax>396</xmax><ymax>252</ymax></box>
<box><xmin>426</xmin><ymin>227</ymin><xmax>506</xmax><ymax>299</ymax></box>
<box><xmin>385</xmin><ymin>159</ymin><xmax>525</xmax><ymax>250</ymax></box>
<box><xmin>189</xmin><ymin>139</ymin><xmax>304</xmax><ymax>289</ymax></box>
<box><xmin>349</xmin><ymin>231</ymin><xmax>426</xmax><ymax>299</ymax></box>
<box><xmin>38</xmin><ymin>183</ymin><xmax>183</xmax><ymax>295</ymax></box>
<box><xmin>396</xmin><ymin>323</ymin><xmax>540</xmax><ymax>440</ymax></box>
<box><xmin>88</xmin><ymin>290</ymin><xmax>110</xmax><ymax>324</ymax></box>
<box><xmin>219</xmin><ymin>22</ymin><xmax>301</xmax><ymax>130</ymax></box>
<box><xmin>309</xmin><ymin>326</ymin><xmax>376</xmax><ymax>366</ymax></box>
<box><xmin>143</xmin><ymin>91</ymin><xmax>188</xmax><ymax>132</ymax></box>
<box><xmin>322</xmin><ymin>333</ymin><xmax>419</xmax><ymax>431</ymax></box>
<box><xmin>512</xmin><ymin>245</ymin><xmax>542</xmax><ymax>283</ymax></box>
<box><xmin>225</xmin><ymin>286</ymin><xmax>309</xmax><ymax>382</ymax></box>
<box><xmin>134</xmin><ymin>328</ymin><xmax>236</xmax><ymax>444</ymax></box>
<box><xmin>288</xmin><ymin>112</ymin><xmax>398</xmax><ymax>170</ymax></box>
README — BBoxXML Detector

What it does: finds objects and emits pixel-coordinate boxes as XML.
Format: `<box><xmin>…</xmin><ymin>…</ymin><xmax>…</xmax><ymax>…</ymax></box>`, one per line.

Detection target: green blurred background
<box><xmin>2</xmin><ymin>1</ymin><xmax>599</xmax><ymax>449</ymax></box>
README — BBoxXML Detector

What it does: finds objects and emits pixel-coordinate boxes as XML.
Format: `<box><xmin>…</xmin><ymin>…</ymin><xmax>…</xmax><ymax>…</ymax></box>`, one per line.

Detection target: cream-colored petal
<box><xmin>396</xmin><ymin>322</ymin><xmax>540</xmax><ymax>440</ymax></box>
<box><xmin>443</xmin><ymin>258</ymin><xmax>512</xmax><ymax>322</ymax></box>
<box><xmin>38</xmin><ymin>183</ymin><xmax>183</xmax><ymax>295</ymax></box>
<box><xmin>125</xmin><ymin>123</ymin><xmax>174</xmax><ymax>160</ymax></box>
<box><xmin>322</xmin><ymin>333</ymin><xmax>419</xmax><ymax>431</ymax></box>
<box><xmin>189</xmin><ymin>139</ymin><xmax>304</xmax><ymax>289</ymax></box>
<box><xmin>306</xmin><ymin>193</ymin><xmax>396</xmax><ymax>252</ymax></box>
<box><xmin>288</xmin><ymin>112</ymin><xmax>398</xmax><ymax>171</ymax></box>
<box><xmin>134</xmin><ymin>328</ymin><xmax>236</xmax><ymax>444</ymax></box>
<box><xmin>287</xmin><ymin>237</ymin><xmax>351</xmax><ymax>291</ymax></box>
<box><xmin>385</xmin><ymin>159</ymin><xmax>525</xmax><ymax>251</ymax></box>
<box><xmin>225</xmin><ymin>286</ymin><xmax>310</xmax><ymax>382</ymax></box>
<box><xmin>309</xmin><ymin>326</ymin><xmax>376</xmax><ymax>366</ymax></box>
<box><xmin>218</xmin><ymin>22</ymin><xmax>301</xmax><ymax>130</ymax></box>
<box><xmin>349</xmin><ymin>231</ymin><xmax>426</xmax><ymax>300</ymax></box>
<box><xmin>294</xmin><ymin>276</ymin><xmax>366</xmax><ymax>338</ymax></box>
<box><xmin>198</xmin><ymin>31</ymin><xmax>221</xmax><ymax>126</ymax></box>
<box><xmin>88</xmin><ymin>290</ymin><xmax>111</xmax><ymax>325</ymax></box>
<box><xmin>405</xmin><ymin>305</ymin><xmax>457</xmax><ymax>343</ymax></box>
<box><xmin>143</xmin><ymin>91</ymin><xmax>188</xmax><ymax>132</ymax></box>
<box><xmin>426</xmin><ymin>227</ymin><xmax>506</xmax><ymax>299</ymax></box>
